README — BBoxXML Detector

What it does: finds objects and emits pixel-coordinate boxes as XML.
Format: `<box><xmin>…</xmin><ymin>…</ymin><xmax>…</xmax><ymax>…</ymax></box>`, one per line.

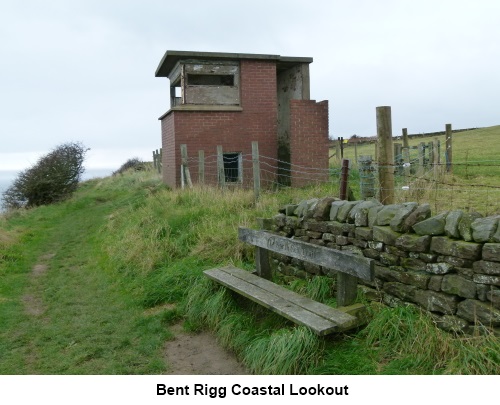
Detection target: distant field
<box><xmin>329</xmin><ymin>125</ymin><xmax>500</xmax><ymax>215</ymax></box>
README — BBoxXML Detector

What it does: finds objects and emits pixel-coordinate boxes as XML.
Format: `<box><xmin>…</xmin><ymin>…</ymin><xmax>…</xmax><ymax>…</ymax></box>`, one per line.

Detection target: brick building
<box><xmin>155</xmin><ymin>50</ymin><xmax>329</xmax><ymax>188</ymax></box>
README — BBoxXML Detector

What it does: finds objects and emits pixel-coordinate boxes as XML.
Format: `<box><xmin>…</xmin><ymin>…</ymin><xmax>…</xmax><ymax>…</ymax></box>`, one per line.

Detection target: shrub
<box><xmin>113</xmin><ymin>158</ymin><xmax>146</xmax><ymax>175</ymax></box>
<box><xmin>2</xmin><ymin>142</ymin><xmax>88</xmax><ymax>209</ymax></box>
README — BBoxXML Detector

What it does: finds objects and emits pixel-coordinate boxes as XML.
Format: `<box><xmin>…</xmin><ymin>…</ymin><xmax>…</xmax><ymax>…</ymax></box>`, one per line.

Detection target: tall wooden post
<box><xmin>402</xmin><ymin>128</ymin><xmax>410</xmax><ymax>179</ymax></box>
<box><xmin>252</xmin><ymin>141</ymin><xmax>261</xmax><ymax>201</ymax></box>
<box><xmin>418</xmin><ymin>142</ymin><xmax>425</xmax><ymax>175</ymax></box>
<box><xmin>198</xmin><ymin>150</ymin><xmax>205</xmax><ymax>185</ymax></box>
<box><xmin>339</xmin><ymin>159</ymin><xmax>350</xmax><ymax>200</ymax></box>
<box><xmin>180</xmin><ymin>144</ymin><xmax>192</xmax><ymax>188</ymax></box>
<box><xmin>376</xmin><ymin>106</ymin><xmax>394</xmax><ymax>205</ymax></box>
<box><xmin>445</xmin><ymin>123</ymin><xmax>453</xmax><ymax>173</ymax></box>
<box><xmin>216</xmin><ymin>145</ymin><xmax>225</xmax><ymax>188</ymax></box>
<box><xmin>433</xmin><ymin>138</ymin><xmax>440</xmax><ymax>177</ymax></box>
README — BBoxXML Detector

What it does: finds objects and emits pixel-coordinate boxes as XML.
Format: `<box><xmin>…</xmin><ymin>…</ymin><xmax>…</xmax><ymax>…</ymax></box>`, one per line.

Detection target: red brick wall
<box><xmin>289</xmin><ymin>100</ymin><xmax>329</xmax><ymax>187</ymax></box>
<box><xmin>161</xmin><ymin>112</ymin><xmax>175</xmax><ymax>187</ymax></box>
<box><xmin>160</xmin><ymin>60</ymin><xmax>278</xmax><ymax>188</ymax></box>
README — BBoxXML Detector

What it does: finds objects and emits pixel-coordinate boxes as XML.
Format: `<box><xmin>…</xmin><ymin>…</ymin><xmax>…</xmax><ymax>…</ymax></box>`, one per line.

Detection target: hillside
<box><xmin>0</xmin><ymin>168</ymin><xmax>498</xmax><ymax>375</ymax></box>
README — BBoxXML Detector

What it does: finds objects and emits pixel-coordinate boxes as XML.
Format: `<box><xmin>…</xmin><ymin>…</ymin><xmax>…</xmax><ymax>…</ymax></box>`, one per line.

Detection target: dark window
<box><xmin>223</xmin><ymin>153</ymin><xmax>241</xmax><ymax>182</ymax></box>
<box><xmin>187</xmin><ymin>74</ymin><xmax>234</xmax><ymax>86</ymax></box>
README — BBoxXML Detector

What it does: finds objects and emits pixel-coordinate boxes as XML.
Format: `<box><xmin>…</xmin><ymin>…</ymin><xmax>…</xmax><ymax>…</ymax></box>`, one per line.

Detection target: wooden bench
<box><xmin>203</xmin><ymin>227</ymin><xmax>374</xmax><ymax>336</ymax></box>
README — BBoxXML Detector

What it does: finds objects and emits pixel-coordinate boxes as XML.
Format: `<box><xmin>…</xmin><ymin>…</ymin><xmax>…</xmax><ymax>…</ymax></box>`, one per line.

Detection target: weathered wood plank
<box><xmin>238</xmin><ymin>228</ymin><xmax>374</xmax><ymax>281</ymax></box>
<box><xmin>222</xmin><ymin>266</ymin><xmax>357</xmax><ymax>328</ymax></box>
<box><xmin>204</xmin><ymin>266</ymin><xmax>357</xmax><ymax>335</ymax></box>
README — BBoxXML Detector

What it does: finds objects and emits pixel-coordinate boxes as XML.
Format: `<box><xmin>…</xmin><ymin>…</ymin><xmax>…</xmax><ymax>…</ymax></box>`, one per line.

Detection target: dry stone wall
<box><xmin>266</xmin><ymin>198</ymin><xmax>500</xmax><ymax>335</ymax></box>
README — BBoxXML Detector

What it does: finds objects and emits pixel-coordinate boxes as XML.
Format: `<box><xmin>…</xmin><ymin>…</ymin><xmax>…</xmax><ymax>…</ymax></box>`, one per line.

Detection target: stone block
<box><xmin>329</xmin><ymin>200</ymin><xmax>346</xmax><ymax>221</ymax></box>
<box><xmin>350</xmin><ymin>200</ymin><xmax>382</xmax><ymax>226</ymax></box>
<box><xmin>368</xmin><ymin>241</ymin><xmax>384</xmax><ymax>251</ymax></box>
<box><xmin>373</xmin><ymin>226</ymin><xmax>401</xmax><ymax>246</ymax></box>
<box><xmin>473</xmin><ymin>260</ymin><xmax>500</xmax><ymax>276</ymax></box>
<box><xmin>274</xmin><ymin>213</ymin><xmax>286</xmax><ymax>228</ymax></box>
<box><xmin>437</xmin><ymin>255</ymin><xmax>473</xmax><ymax>268</ymax></box>
<box><xmin>322</xmin><ymin>233</ymin><xmax>336</xmax><ymax>242</ymax></box>
<box><xmin>390</xmin><ymin>202</ymin><xmax>418</xmax><ymax>232</ymax></box>
<box><xmin>285</xmin><ymin>216</ymin><xmax>298</xmax><ymax>228</ymax></box>
<box><xmin>482</xmin><ymin>243</ymin><xmax>500</xmax><ymax>262</ymax></box>
<box><xmin>403</xmin><ymin>203</ymin><xmax>431</xmax><ymax>231</ymax></box>
<box><xmin>418</xmin><ymin>253</ymin><xmax>437</xmax><ymax>263</ymax></box>
<box><xmin>430</xmin><ymin>237</ymin><xmax>481</xmax><ymax>260</ymax></box>
<box><xmin>413</xmin><ymin>212</ymin><xmax>448</xmax><ymax>236</ymax></box>
<box><xmin>456</xmin><ymin>267</ymin><xmax>474</xmax><ymax>280</ymax></box>
<box><xmin>486</xmin><ymin>289</ymin><xmax>500</xmax><ymax>309</ymax></box>
<box><xmin>304</xmin><ymin>220</ymin><xmax>329</xmax><ymax>233</ymax></box>
<box><xmin>376</xmin><ymin>265</ymin><xmax>429</xmax><ymax>288</ymax></box>
<box><xmin>384</xmin><ymin>246</ymin><xmax>407</xmax><ymax>258</ymax></box>
<box><xmin>401</xmin><ymin>257</ymin><xmax>427</xmax><ymax>271</ymax></box>
<box><xmin>383</xmin><ymin>282</ymin><xmax>417</xmax><ymax>301</ymax></box>
<box><xmin>395</xmin><ymin>233</ymin><xmax>431</xmax><ymax>252</ymax></box>
<box><xmin>434</xmin><ymin>314</ymin><xmax>469</xmax><ymax>333</ymax></box>
<box><xmin>472</xmin><ymin>274</ymin><xmax>500</xmax><ymax>286</ymax></box>
<box><xmin>471</xmin><ymin>216</ymin><xmax>499</xmax><ymax>242</ymax></box>
<box><xmin>306</xmin><ymin>231</ymin><xmax>322</xmax><ymax>239</ymax></box>
<box><xmin>428</xmin><ymin>275</ymin><xmax>443</xmax><ymax>291</ymax></box>
<box><xmin>363</xmin><ymin>248</ymin><xmax>380</xmax><ymax>259</ymax></box>
<box><xmin>313</xmin><ymin>197</ymin><xmax>337</xmax><ymax>221</ymax></box>
<box><xmin>295</xmin><ymin>199</ymin><xmax>318</xmax><ymax>218</ymax></box>
<box><xmin>308</xmin><ymin>239</ymin><xmax>326</xmax><ymax>247</ymax></box>
<box><xmin>444</xmin><ymin>210</ymin><xmax>463</xmax><ymax>239</ymax></box>
<box><xmin>426</xmin><ymin>262</ymin><xmax>454</xmax><ymax>275</ymax></box>
<box><xmin>376</xmin><ymin>204</ymin><xmax>403</xmax><ymax>226</ymax></box>
<box><xmin>368</xmin><ymin>205</ymin><xmax>383</xmax><ymax>228</ymax></box>
<box><xmin>355</xmin><ymin>227</ymin><xmax>373</xmax><ymax>241</ymax></box>
<box><xmin>336</xmin><ymin>236</ymin><xmax>349</xmax><ymax>245</ymax></box>
<box><xmin>380</xmin><ymin>252</ymin><xmax>400</xmax><ymax>266</ymax></box>
<box><xmin>413</xmin><ymin>290</ymin><xmax>458</xmax><ymax>314</ymax></box>
<box><xmin>458</xmin><ymin>212</ymin><xmax>483</xmax><ymax>241</ymax></box>
<box><xmin>337</xmin><ymin>201</ymin><xmax>361</xmax><ymax>223</ymax></box>
<box><xmin>284</xmin><ymin>204</ymin><xmax>299</xmax><ymax>216</ymax></box>
<box><xmin>441</xmin><ymin>274</ymin><xmax>476</xmax><ymax>299</ymax></box>
<box><xmin>476</xmin><ymin>284</ymin><xmax>494</xmax><ymax>302</ymax></box>
<box><xmin>456</xmin><ymin>299</ymin><xmax>500</xmax><ymax>326</ymax></box>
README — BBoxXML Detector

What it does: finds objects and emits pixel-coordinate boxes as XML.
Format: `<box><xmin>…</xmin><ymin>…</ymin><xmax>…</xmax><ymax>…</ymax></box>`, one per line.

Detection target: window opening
<box><xmin>187</xmin><ymin>74</ymin><xmax>234</xmax><ymax>86</ymax></box>
<box><xmin>223</xmin><ymin>153</ymin><xmax>241</xmax><ymax>183</ymax></box>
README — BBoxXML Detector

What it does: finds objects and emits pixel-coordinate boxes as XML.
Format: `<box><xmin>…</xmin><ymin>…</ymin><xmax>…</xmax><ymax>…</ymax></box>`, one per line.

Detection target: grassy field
<box><xmin>331</xmin><ymin>125</ymin><xmax>500</xmax><ymax>215</ymax></box>
<box><xmin>1</xmin><ymin>167</ymin><xmax>498</xmax><ymax>375</ymax></box>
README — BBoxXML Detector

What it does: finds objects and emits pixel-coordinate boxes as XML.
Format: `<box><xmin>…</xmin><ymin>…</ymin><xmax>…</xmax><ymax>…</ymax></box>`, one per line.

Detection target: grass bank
<box><xmin>1</xmin><ymin>168</ymin><xmax>498</xmax><ymax>374</ymax></box>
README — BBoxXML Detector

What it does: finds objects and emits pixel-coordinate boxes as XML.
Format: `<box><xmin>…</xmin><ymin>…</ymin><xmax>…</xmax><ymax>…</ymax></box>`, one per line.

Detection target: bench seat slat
<box><xmin>204</xmin><ymin>266</ymin><xmax>357</xmax><ymax>336</ymax></box>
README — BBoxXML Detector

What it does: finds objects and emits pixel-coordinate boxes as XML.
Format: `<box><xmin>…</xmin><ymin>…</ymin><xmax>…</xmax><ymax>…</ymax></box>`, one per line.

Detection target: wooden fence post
<box><xmin>402</xmin><ymin>128</ymin><xmax>410</xmax><ymax>180</ymax></box>
<box><xmin>198</xmin><ymin>150</ymin><xmax>205</xmax><ymax>185</ymax></box>
<box><xmin>376</xmin><ymin>106</ymin><xmax>394</xmax><ymax>205</ymax></box>
<box><xmin>394</xmin><ymin>143</ymin><xmax>403</xmax><ymax>175</ymax></box>
<box><xmin>339</xmin><ymin>159</ymin><xmax>349</xmax><ymax>200</ymax></box>
<box><xmin>433</xmin><ymin>138</ymin><xmax>440</xmax><ymax>177</ymax></box>
<box><xmin>418</xmin><ymin>142</ymin><xmax>425</xmax><ymax>175</ymax></box>
<box><xmin>252</xmin><ymin>141</ymin><xmax>261</xmax><ymax>201</ymax></box>
<box><xmin>180</xmin><ymin>144</ymin><xmax>192</xmax><ymax>188</ymax></box>
<box><xmin>216</xmin><ymin>145</ymin><xmax>225</xmax><ymax>188</ymax></box>
<box><xmin>445</xmin><ymin>123</ymin><xmax>453</xmax><ymax>173</ymax></box>
<box><xmin>158</xmin><ymin>148</ymin><xmax>162</xmax><ymax>174</ymax></box>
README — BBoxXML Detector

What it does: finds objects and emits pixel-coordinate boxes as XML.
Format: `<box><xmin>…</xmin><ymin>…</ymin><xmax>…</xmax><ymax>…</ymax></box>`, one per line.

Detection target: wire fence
<box><xmin>155</xmin><ymin>126</ymin><xmax>500</xmax><ymax>216</ymax></box>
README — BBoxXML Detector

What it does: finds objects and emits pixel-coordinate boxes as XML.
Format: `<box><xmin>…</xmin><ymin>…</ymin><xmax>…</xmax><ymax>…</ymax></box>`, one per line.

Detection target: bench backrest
<box><xmin>238</xmin><ymin>227</ymin><xmax>374</xmax><ymax>281</ymax></box>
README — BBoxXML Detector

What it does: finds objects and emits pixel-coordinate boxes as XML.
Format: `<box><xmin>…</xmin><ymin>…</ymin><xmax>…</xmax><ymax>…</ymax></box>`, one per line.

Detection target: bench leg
<box><xmin>337</xmin><ymin>273</ymin><xmax>358</xmax><ymax>307</ymax></box>
<box><xmin>255</xmin><ymin>247</ymin><xmax>271</xmax><ymax>280</ymax></box>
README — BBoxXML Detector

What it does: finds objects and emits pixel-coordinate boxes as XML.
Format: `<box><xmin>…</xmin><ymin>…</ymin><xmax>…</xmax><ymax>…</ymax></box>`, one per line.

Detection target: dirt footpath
<box><xmin>164</xmin><ymin>323</ymin><xmax>249</xmax><ymax>375</ymax></box>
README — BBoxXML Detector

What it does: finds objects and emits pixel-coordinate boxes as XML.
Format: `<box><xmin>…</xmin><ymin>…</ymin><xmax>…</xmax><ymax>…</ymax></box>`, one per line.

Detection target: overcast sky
<box><xmin>1</xmin><ymin>0</ymin><xmax>499</xmax><ymax>171</ymax></box>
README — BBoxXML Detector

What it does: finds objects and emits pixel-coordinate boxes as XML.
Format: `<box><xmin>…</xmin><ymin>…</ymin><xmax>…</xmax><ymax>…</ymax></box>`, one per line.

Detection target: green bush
<box><xmin>2</xmin><ymin>142</ymin><xmax>88</xmax><ymax>209</ymax></box>
<box><xmin>113</xmin><ymin>158</ymin><xmax>146</xmax><ymax>175</ymax></box>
